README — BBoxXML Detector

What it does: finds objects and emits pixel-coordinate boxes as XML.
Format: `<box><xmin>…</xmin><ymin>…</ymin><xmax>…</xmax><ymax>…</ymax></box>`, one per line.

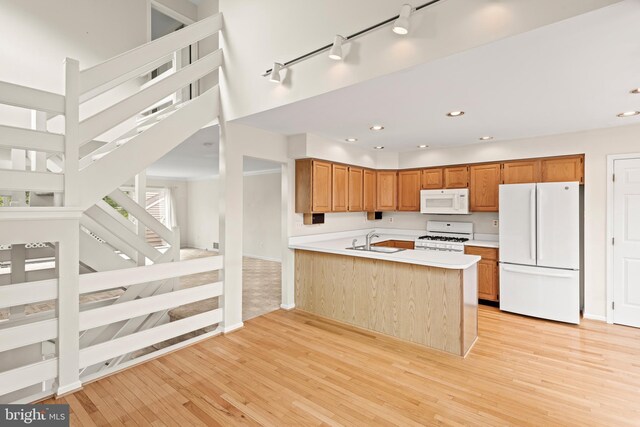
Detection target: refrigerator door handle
<box><xmin>537</xmin><ymin>186</ymin><xmax>543</xmax><ymax>262</ymax></box>
<box><xmin>530</xmin><ymin>188</ymin><xmax>536</xmax><ymax>262</ymax></box>
<box><xmin>502</xmin><ymin>265</ymin><xmax>574</xmax><ymax>279</ymax></box>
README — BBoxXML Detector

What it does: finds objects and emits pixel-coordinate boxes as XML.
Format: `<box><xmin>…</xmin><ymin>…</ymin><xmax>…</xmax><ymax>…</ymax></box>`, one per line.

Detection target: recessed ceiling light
<box><xmin>373</xmin><ymin>146</ymin><xmax>384</xmax><ymax>150</ymax></box>
<box><xmin>370</xmin><ymin>125</ymin><xmax>385</xmax><ymax>131</ymax></box>
<box><xmin>345</xmin><ymin>138</ymin><xmax>358</xmax><ymax>142</ymax></box>
<box><xmin>617</xmin><ymin>111</ymin><xmax>640</xmax><ymax>118</ymax></box>
<box><xmin>631</xmin><ymin>88</ymin><xmax>640</xmax><ymax>94</ymax></box>
<box><xmin>447</xmin><ymin>111</ymin><xmax>465</xmax><ymax>117</ymax></box>
<box><xmin>417</xmin><ymin>145</ymin><xmax>428</xmax><ymax>148</ymax></box>
<box><xmin>479</xmin><ymin>136</ymin><xmax>494</xmax><ymax>141</ymax></box>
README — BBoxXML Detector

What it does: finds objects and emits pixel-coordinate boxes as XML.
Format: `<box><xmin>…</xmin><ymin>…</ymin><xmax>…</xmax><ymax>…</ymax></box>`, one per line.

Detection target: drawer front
<box><xmin>464</xmin><ymin>246</ymin><xmax>498</xmax><ymax>260</ymax></box>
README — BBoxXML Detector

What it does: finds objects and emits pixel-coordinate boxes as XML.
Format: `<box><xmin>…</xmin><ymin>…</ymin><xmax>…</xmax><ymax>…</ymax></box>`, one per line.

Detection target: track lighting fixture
<box><xmin>262</xmin><ymin>1</ymin><xmax>444</xmax><ymax>80</ymax></box>
<box><xmin>329</xmin><ymin>35</ymin><xmax>346</xmax><ymax>61</ymax></box>
<box><xmin>269</xmin><ymin>63</ymin><xmax>283</xmax><ymax>83</ymax></box>
<box><xmin>393</xmin><ymin>4</ymin><xmax>413</xmax><ymax>35</ymax></box>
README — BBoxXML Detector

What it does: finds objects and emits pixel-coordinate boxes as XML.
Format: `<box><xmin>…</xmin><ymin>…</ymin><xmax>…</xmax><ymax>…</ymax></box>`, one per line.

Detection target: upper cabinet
<box><xmin>376</xmin><ymin>171</ymin><xmax>397</xmax><ymax>211</ymax></box>
<box><xmin>503</xmin><ymin>160</ymin><xmax>540</xmax><ymax>184</ymax></box>
<box><xmin>363</xmin><ymin>169</ymin><xmax>376</xmax><ymax>212</ymax></box>
<box><xmin>422</xmin><ymin>168</ymin><xmax>443</xmax><ymax>189</ymax></box>
<box><xmin>444</xmin><ymin>166</ymin><xmax>469</xmax><ymax>188</ymax></box>
<box><xmin>348</xmin><ymin>167</ymin><xmax>363</xmax><ymax>212</ymax></box>
<box><xmin>470</xmin><ymin>163</ymin><xmax>501</xmax><ymax>212</ymax></box>
<box><xmin>332</xmin><ymin>164</ymin><xmax>349</xmax><ymax>212</ymax></box>
<box><xmin>398</xmin><ymin>170</ymin><xmax>421</xmax><ymax>211</ymax></box>
<box><xmin>295</xmin><ymin>153</ymin><xmax>584</xmax><ymax>222</ymax></box>
<box><xmin>541</xmin><ymin>155</ymin><xmax>584</xmax><ymax>184</ymax></box>
<box><xmin>295</xmin><ymin>159</ymin><xmax>332</xmax><ymax>213</ymax></box>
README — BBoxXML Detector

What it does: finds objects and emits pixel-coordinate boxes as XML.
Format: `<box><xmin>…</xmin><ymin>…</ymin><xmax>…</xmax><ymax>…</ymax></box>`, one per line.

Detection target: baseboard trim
<box><xmin>223</xmin><ymin>322</ymin><xmax>244</xmax><ymax>334</ymax></box>
<box><xmin>56</xmin><ymin>381</ymin><xmax>83</xmax><ymax>397</ymax></box>
<box><xmin>280</xmin><ymin>303</ymin><xmax>295</xmax><ymax>310</ymax></box>
<box><xmin>243</xmin><ymin>254</ymin><xmax>282</xmax><ymax>263</ymax></box>
<box><xmin>583</xmin><ymin>313</ymin><xmax>606</xmax><ymax>322</ymax></box>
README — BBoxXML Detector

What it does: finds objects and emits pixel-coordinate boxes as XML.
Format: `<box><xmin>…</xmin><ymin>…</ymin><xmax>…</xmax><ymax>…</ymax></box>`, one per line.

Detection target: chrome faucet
<box><xmin>365</xmin><ymin>230</ymin><xmax>380</xmax><ymax>250</ymax></box>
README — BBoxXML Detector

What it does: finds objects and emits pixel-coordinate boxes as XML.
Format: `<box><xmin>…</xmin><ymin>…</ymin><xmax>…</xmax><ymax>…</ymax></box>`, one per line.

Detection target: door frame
<box><xmin>606</xmin><ymin>153</ymin><xmax>640</xmax><ymax>324</ymax></box>
<box><xmin>146</xmin><ymin>0</ymin><xmax>199</xmax><ymax>99</ymax></box>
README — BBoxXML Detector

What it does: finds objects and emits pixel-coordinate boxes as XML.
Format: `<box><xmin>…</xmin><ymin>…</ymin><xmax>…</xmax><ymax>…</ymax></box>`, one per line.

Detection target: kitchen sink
<box><xmin>347</xmin><ymin>245</ymin><xmax>406</xmax><ymax>254</ymax></box>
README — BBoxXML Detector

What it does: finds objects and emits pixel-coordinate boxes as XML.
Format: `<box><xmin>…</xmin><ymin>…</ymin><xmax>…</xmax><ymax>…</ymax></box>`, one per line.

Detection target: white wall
<box><xmin>243</xmin><ymin>172</ymin><xmax>282</xmax><ymax>261</ymax></box>
<box><xmin>218</xmin><ymin>0</ymin><xmax>619</xmax><ymax>121</ymax></box>
<box><xmin>186</xmin><ymin>177</ymin><xmax>220</xmax><ymax>250</ymax></box>
<box><xmin>186</xmin><ymin>171</ymin><xmax>282</xmax><ymax>261</ymax></box>
<box><xmin>0</xmin><ymin>0</ymin><xmax>148</xmax><ymax>129</ymax></box>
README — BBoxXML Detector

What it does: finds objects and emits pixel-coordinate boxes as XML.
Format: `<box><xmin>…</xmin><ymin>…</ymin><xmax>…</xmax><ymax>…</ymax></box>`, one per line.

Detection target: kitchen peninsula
<box><xmin>289</xmin><ymin>231</ymin><xmax>480</xmax><ymax>356</ymax></box>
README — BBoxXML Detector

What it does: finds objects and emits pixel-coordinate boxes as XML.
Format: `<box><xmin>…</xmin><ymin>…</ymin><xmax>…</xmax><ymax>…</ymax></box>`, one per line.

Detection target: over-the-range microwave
<box><xmin>420</xmin><ymin>189</ymin><xmax>469</xmax><ymax>215</ymax></box>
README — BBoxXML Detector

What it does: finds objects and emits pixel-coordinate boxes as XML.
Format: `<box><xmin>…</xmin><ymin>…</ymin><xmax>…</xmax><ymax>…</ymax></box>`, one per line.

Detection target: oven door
<box><xmin>420</xmin><ymin>189</ymin><xmax>469</xmax><ymax>214</ymax></box>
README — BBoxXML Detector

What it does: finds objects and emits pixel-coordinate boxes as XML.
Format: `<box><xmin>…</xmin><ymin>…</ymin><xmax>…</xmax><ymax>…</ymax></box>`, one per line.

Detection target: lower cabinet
<box><xmin>464</xmin><ymin>246</ymin><xmax>499</xmax><ymax>302</ymax></box>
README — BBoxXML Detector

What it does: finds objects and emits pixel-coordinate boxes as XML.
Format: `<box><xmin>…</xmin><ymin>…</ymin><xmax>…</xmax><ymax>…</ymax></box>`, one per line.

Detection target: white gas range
<box><xmin>414</xmin><ymin>221</ymin><xmax>473</xmax><ymax>253</ymax></box>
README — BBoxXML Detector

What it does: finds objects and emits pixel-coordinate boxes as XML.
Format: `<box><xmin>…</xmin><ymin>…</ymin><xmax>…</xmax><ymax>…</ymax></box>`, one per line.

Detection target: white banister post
<box><xmin>30</xmin><ymin>110</ymin><xmax>48</xmax><ymax>173</ymax></box>
<box><xmin>9</xmin><ymin>149</ymin><xmax>27</xmax><ymax>206</ymax></box>
<box><xmin>218</xmin><ymin>119</ymin><xmax>244</xmax><ymax>333</ymax></box>
<box><xmin>135</xmin><ymin>171</ymin><xmax>147</xmax><ymax>266</ymax></box>
<box><xmin>63</xmin><ymin>58</ymin><xmax>80</xmax><ymax>207</ymax></box>
<box><xmin>55</xmin><ymin>220</ymin><xmax>82</xmax><ymax>396</ymax></box>
<box><xmin>9</xmin><ymin>244</ymin><xmax>26</xmax><ymax>319</ymax></box>
<box><xmin>171</xmin><ymin>226</ymin><xmax>181</xmax><ymax>291</ymax></box>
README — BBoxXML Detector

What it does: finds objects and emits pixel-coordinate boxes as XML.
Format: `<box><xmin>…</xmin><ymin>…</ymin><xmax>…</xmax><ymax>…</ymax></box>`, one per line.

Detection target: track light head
<box><xmin>329</xmin><ymin>35</ymin><xmax>345</xmax><ymax>61</ymax></box>
<box><xmin>393</xmin><ymin>4</ymin><xmax>413</xmax><ymax>35</ymax></box>
<box><xmin>269</xmin><ymin>62</ymin><xmax>283</xmax><ymax>83</ymax></box>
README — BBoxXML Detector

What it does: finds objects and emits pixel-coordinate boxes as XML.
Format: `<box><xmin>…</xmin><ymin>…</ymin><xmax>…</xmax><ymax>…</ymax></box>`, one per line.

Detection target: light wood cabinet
<box><xmin>503</xmin><ymin>160</ymin><xmax>540</xmax><ymax>184</ymax></box>
<box><xmin>347</xmin><ymin>167</ymin><xmax>363</xmax><ymax>212</ymax></box>
<box><xmin>444</xmin><ymin>166</ymin><xmax>469</xmax><ymax>188</ymax></box>
<box><xmin>422</xmin><ymin>168</ymin><xmax>443</xmax><ymax>189</ymax></box>
<box><xmin>296</xmin><ymin>154</ymin><xmax>585</xmax><ymax>223</ymax></box>
<box><xmin>464</xmin><ymin>246</ymin><xmax>499</xmax><ymax>302</ymax></box>
<box><xmin>397</xmin><ymin>170</ymin><xmax>421</xmax><ymax>211</ymax></box>
<box><xmin>376</xmin><ymin>171</ymin><xmax>397</xmax><ymax>211</ymax></box>
<box><xmin>331</xmin><ymin>164</ymin><xmax>348</xmax><ymax>212</ymax></box>
<box><xmin>295</xmin><ymin>159</ymin><xmax>332</xmax><ymax>213</ymax></box>
<box><xmin>363</xmin><ymin>169</ymin><xmax>376</xmax><ymax>212</ymax></box>
<box><xmin>541</xmin><ymin>155</ymin><xmax>584</xmax><ymax>183</ymax></box>
<box><xmin>470</xmin><ymin>163</ymin><xmax>501</xmax><ymax>212</ymax></box>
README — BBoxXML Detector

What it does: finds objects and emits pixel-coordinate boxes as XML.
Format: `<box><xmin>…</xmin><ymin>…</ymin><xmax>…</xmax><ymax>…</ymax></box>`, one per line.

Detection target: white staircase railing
<box><xmin>0</xmin><ymin>11</ymin><xmax>225</xmax><ymax>403</ymax></box>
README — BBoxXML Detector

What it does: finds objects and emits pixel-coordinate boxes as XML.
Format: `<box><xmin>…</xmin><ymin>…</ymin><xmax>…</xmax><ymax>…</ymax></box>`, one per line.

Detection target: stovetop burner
<box><xmin>418</xmin><ymin>235</ymin><xmax>470</xmax><ymax>243</ymax></box>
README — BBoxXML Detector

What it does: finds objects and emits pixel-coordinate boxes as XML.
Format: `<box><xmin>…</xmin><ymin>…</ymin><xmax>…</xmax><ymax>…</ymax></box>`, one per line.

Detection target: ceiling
<box><xmin>147</xmin><ymin>126</ymin><xmax>281</xmax><ymax>179</ymax></box>
<box><xmin>237</xmin><ymin>1</ymin><xmax>640</xmax><ymax>152</ymax></box>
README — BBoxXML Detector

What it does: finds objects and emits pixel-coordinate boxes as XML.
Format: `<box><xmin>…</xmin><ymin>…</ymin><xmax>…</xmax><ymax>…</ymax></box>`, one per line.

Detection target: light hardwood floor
<box><xmin>46</xmin><ymin>306</ymin><xmax>640</xmax><ymax>426</ymax></box>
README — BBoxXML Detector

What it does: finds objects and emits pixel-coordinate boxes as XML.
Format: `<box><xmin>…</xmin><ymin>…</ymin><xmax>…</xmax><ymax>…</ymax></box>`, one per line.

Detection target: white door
<box><xmin>499</xmin><ymin>184</ymin><xmax>536</xmax><ymax>266</ymax></box>
<box><xmin>613</xmin><ymin>158</ymin><xmax>640</xmax><ymax>327</ymax></box>
<box><xmin>537</xmin><ymin>182</ymin><xmax>579</xmax><ymax>270</ymax></box>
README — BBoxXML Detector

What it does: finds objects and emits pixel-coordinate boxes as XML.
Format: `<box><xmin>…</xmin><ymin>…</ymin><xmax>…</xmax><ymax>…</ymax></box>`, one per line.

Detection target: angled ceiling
<box><xmin>236</xmin><ymin>1</ymin><xmax>640</xmax><ymax>152</ymax></box>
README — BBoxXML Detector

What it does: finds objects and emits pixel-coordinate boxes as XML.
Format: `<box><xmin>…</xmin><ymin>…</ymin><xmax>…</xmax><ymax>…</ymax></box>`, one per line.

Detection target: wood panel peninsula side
<box><xmin>291</xmin><ymin>235</ymin><xmax>480</xmax><ymax>357</ymax></box>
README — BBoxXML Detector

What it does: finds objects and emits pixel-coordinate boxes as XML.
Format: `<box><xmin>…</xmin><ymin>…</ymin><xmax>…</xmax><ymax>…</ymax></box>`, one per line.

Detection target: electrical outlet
<box><xmin>388</xmin><ymin>217</ymin><xmax>394</xmax><ymax>223</ymax></box>
<box><xmin>212</xmin><ymin>242</ymin><xmax>219</xmax><ymax>249</ymax></box>
<box><xmin>492</xmin><ymin>220</ymin><xmax>499</xmax><ymax>228</ymax></box>
<box><xmin>296</xmin><ymin>222</ymin><xmax>304</xmax><ymax>228</ymax></box>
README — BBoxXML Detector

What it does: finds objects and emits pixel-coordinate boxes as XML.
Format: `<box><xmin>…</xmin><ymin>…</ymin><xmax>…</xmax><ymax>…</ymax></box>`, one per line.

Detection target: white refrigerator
<box><xmin>499</xmin><ymin>182</ymin><xmax>581</xmax><ymax>324</ymax></box>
